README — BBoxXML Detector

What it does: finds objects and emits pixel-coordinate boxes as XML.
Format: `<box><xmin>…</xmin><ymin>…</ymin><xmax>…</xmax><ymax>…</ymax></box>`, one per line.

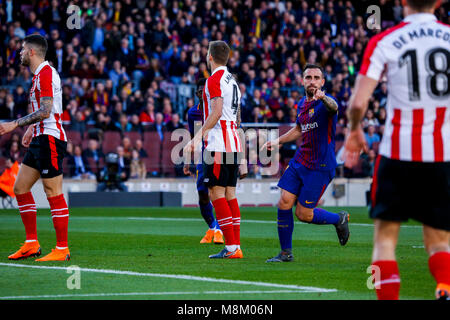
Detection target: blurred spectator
<box><xmin>134</xmin><ymin>139</ymin><xmax>148</xmax><ymax>158</ymax></box>
<box><xmin>6</xmin><ymin>140</ymin><xmax>22</xmax><ymax>163</ymax></box>
<box><xmin>130</xmin><ymin>149</ymin><xmax>147</xmax><ymax>179</ymax></box>
<box><xmin>361</xmin><ymin>149</ymin><xmax>377</xmax><ymax>177</ymax></box>
<box><xmin>149</xmin><ymin>112</ymin><xmax>166</xmax><ymax>141</ymax></box>
<box><xmin>122</xmin><ymin>137</ymin><xmax>133</xmax><ymax>159</ymax></box>
<box><xmin>83</xmin><ymin>139</ymin><xmax>104</xmax><ymax>163</ymax></box>
<box><xmin>116</xmin><ymin>145</ymin><xmax>131</xmax><ymax>180</ymax></box>
<box><xmin>0</xmin><ymin>92</ymin><xmax>14</xmax><ymax>119</ymax></box>
<box><xmin>115</xmin><ymin>113</ymin><xmax>132</xmax><ymax>133</ymax></box>
<box><xmin>365</xmin><ymin>125</ymin><xmax>381</xmax><ymax>150</ymax></box>
<box><xmin>167</xmin><ymin>113</ymin><xmax>184</xmax><ymax>132</ymax></box>
<box><xmin>68</xmin><ymin>145</ymin><xmax>96</xmax><ymax>180</ymax></box>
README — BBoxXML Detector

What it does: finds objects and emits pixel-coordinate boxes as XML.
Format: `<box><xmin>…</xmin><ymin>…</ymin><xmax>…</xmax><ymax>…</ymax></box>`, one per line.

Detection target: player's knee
<box><xmin>295</xmin><ymin>206</ymin><xmax>313</xmax><ymax>222</ymax></box>
<box><xmin>13</xmin><ymin>183</ymin><xmax>27</xmax><ymax>196</ymax></box>
<box><xmin>225</xmin><ymin>189</ymin><xmax>236</xmax><ymax>201</ymax></box>
<box><xmin>278</xmin><ymin>196</ymin><xmax>294</xmax><ymax>210</ymax></box>
<box><xmin>424</xmin><ymin>242</ymin><xmax>449</xmax><ymax>256</ymax></box>
<box><xmin>372</xmin><ymin>240</ymin><xmax>397</xmax><ymax>261</ymax></box>
<box><xmin>43</xmin><ymin>185</ymin><xmax>60</xmax><ymax>198</ymax></box>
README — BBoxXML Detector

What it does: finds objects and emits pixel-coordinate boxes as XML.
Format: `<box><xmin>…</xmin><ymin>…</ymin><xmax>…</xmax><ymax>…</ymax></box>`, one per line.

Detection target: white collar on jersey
<box><xmin>33</xmin><ymin>60</ymin><xmax>50</xmax><ymax>75</ymax></box>
<box><xmin>403</xmin><ymin>13</ymin><xmax>437</xmax><ymax>23</ymax></box>
<box><xmin>211</xmin><ymin>65</ymin><xmax>227</xmax><ymax>76</ymax></box>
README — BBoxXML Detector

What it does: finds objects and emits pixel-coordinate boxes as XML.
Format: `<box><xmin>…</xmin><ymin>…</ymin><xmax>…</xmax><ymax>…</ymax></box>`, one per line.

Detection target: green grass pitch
<box><xmin>0</xmin><ymin>206</ymin><xmax>434</xmax><ymax>300</ymax></box>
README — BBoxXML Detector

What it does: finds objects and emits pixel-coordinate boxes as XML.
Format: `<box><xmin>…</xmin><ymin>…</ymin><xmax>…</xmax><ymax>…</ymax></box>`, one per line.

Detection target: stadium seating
<box><xmin>102</xmin><ymin>131</ymin><xmax>122</xmax><ymax>154</ymax></box>
<box><xmin>123</xmin><ymin>131</ymin><xmax>143</xmax><ymax>143</ymax></box>
<box><xmin>143</xmin><ymin>132</ymin><xmax>162</xmax><ymax>175</ymax></box>
<box><xmin>66</xmin><ymin>131</ymin><xmax>82</xmax><ymax>147</ymax></box>
<box><xmin>161</xmin><ymin>133</ymin><xmax>179</xmax><ymax>177</ymax></box>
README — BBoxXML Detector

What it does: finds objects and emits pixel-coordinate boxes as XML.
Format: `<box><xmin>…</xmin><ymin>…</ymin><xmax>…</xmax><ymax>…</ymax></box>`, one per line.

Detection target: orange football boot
<box><xmin>36</xmin><ymin>248</ymin><xmax>70</xmax><ymax>261</ymax></box>
<box><xmin>229</xmin><ymin>248</ymin><xmax>243</xmax><ymax>259</ymax></box>
<box><xmin>436</xmin><ymin>283</ymin><xmax>450</xmax><ymax>300</ymax></box>
<box><xmin>8</xmin><ymin>241</ymin><xmax>41</xmax><ymax>260</ymax></box>
<box><xmin>213</xmin><ymin>230</ymin><xmax>224</xmax><ymax>244</ymax></box>
<box><xmin>200</xmin><ymin>229</ymin><xmax>214</xmax><ymax>244</ymax></box>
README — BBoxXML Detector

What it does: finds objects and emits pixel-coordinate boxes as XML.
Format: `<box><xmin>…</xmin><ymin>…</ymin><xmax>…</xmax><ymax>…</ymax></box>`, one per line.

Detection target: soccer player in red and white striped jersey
<box><xmin>0</xmin><ymin>34</ymin><xmax>70</xmax><ymax>262</ymax></box>
<box><xmin>345</xmin><ymin>0</ymin><xmax>449</xmax><ymax>300</ymax></box>
<box><xmin>185</xmin><ymin>41</ymin><xmax>243</xmax><ymax>259</ymax></box>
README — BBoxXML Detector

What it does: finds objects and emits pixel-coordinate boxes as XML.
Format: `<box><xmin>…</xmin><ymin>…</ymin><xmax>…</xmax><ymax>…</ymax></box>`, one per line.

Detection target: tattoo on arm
<box><xmin>16</xmin><ymin>97</ymin><xmax>52</xmax><ymax>127</ymax></box>
<box><xmin>321</xmin><ymin>95</ymin><xmax>338</xmax><ymax>113</ymax></box>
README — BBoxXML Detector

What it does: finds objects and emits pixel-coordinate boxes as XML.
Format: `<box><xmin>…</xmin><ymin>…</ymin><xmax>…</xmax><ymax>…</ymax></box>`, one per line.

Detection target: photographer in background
<box><xmin>96</xmin><ymin>153</ymin><xmax>128</xmax><ymax>192</ymax></box>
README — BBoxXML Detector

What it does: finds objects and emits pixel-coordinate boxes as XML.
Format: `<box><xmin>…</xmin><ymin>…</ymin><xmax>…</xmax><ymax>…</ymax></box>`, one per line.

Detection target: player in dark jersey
<box><xmin>184</xmin><ymin>78</ymin><xmax>224</xmax><ymax>244</ymax></box>
<box><xmin>262</xmin><ymin>64</ymin><xmax>350</xmax><ymax>262</ymax></box>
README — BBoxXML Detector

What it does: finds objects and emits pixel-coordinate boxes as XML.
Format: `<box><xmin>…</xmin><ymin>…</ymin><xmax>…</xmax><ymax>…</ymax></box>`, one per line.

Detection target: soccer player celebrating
<box><xmin>184</xmin><ymin>41</ymin><xmax>243</xmax><ymax>259</ymax></box>
<box><xmin>0</xmin><ymin>34</ymin><xmax>70</xmax><ymax>261</ymax></box>
<box><xmin>184</xmin><ymin>78</ymin><xmax>224</xmax><ymax>245</ymax></box>
<box><xmin>345</xmin><ymin>0</ymin><xmax>449</xmax><ymax>300</ymax></box>
<box><xmin>263</xmin><ymin>64</ymin><xmax>350</xmax><ymax>263</ymax></box>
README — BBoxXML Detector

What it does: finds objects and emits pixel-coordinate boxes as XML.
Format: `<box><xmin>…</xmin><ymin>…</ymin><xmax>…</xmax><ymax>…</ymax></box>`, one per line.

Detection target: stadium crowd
<box><xmin>1</xmin><ymin>0</ymin><xmax>449</xmax><ymax>180</ymax></box>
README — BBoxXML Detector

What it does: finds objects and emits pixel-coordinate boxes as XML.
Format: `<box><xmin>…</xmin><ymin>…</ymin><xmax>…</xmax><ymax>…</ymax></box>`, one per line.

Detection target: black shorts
<box><xmin>22</xmin><ymin>135</ymin><xmax>67</xmax><ymax>179</ymax></box>
<box><xmin>203</xmin><ymin>151</ymin><xmax>239</xmax><ymax>188</ymax></box>
<box><xmin>370</xmin><ymin>155</ymin><xmax>450</xmax><ymax>231</ymax></box>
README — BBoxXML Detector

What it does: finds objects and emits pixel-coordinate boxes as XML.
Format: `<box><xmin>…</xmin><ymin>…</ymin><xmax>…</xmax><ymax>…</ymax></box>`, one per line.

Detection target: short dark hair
<box><xmin>196</xmin><ymin>78</ymin><xmax>206</xmax><ymax>91</ymax></box>
<box><xmin>23</xmin><ymin>34</ymin><xmax>48</xmax><ymax>58</ymax></box>
<box><xmin>302</xmin><ymin>64</ymin><xmax>324</xmax><ymax>78</ymax></box>
<box><xmin>208</xmin><ymin>40</ymin><xmax>230</xmax><ymax>65</ymax></box>
<box><xmin>406</xmin><ymin>0</ymin><xmax>438</xmax><ymax>10</ymax></box>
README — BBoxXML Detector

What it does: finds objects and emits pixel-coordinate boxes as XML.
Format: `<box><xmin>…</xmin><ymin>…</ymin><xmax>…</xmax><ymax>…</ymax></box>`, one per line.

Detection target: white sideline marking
<box><xmin>0</xmin><ymin>263</ymin><xmax>337</xmax><ymax>293</ymax></box>
<box><xmin>0</xmin><ymin>290</ymin><xmax>319</xmax><ymax>300</ymax></box>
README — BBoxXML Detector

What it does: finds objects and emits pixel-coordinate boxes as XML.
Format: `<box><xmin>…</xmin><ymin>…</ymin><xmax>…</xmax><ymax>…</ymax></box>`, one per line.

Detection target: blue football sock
<box><xmin>213</xmin><ymin>219</ymin><xmax>221</xmax><ymax>230</ymax></box>
<box><xmin>277</xmin><ymin>208</ymin><xmax>294</xmax><ymax>251</ymax></box>
<box><xmin>311</xmin><ymin>207</ymin><xmax>340</xmax><ymax>225</ymax></box>
<box><xmin>199</xmin><ymin>201</ymin><xmax>215</xmax><ymax>229</ymax></box>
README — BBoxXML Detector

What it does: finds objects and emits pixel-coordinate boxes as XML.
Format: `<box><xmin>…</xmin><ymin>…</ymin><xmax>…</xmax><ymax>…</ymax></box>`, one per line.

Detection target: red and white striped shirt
<box><xmin>360</xmin><ymin>13</ymin><xmax>449</xmax><ymax>162</ymax></box>
<box><xmin>29</xmin><ymin>61</ymin><xmax>66</xmax><ymax>142</ymax></box>
<box><xmin>203</xmin><ymin>66</ymin><xmax>242</xmax><ymax>152</ymax></box>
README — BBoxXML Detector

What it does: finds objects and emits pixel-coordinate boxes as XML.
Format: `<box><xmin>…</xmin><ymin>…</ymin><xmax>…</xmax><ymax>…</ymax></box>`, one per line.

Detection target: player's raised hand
<box><xmin>0</xmin><ymin>121</ymin><xmax>18</xmax><ymax>136</ymax></box>
<box><xmin>313</xmin><ymin>89</ymin><xmax>325</xmax><ymax>101</ymax></box>
<box><xmin>343</xmin><ymin>128</ymin><xmax>368</xmax><ymax>168</ymax></box>
<box><xmin>260</xmin><ymin>140</ymin><xmax>279</xmax><ymax>152</ymax></box>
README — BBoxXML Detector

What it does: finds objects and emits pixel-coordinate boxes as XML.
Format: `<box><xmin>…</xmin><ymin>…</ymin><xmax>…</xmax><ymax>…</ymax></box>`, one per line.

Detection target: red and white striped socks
<box><xmin>227</xmin><ymin>198</ymin><xmax>241</xmax><ymax>249</ymax></box>
<box><xmin>16</xmin><ymin>192</ymin><xmax>37</xmax><ymax>242</ymax></box>
<box><xmin>372</xmin><ymin>260</ymin><xmax>401</xmax><ymax>300</ymax></box>
<box><xmin>212</xmin><ymin>198</ymin><xmax>236</xmax><ymax>252</ymax></box>
<box><xmin>47</xmin><ymin>194</ymin><xmax>69</xmax><ymax>249</ymax></box>
<box><xmin>428</xmin><ymin>251</ymin><xmax>450</xmax><ymax>293</ymax></box>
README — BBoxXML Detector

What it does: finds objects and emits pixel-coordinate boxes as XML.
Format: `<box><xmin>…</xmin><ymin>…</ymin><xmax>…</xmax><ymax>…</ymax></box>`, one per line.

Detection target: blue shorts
<box><xmin>196</xmin><ymin>164</ymin><xmax>208</xmax><ymax>193</ymax></box>
<box><xmin>277</xmin><ymin>160</ymin><xmax>334</xmax><ymax>208</ymax></box>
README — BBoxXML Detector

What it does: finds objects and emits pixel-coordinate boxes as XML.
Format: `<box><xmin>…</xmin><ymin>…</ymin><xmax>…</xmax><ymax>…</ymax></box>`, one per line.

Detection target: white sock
<box><xmin>226</xmin><ymin>245</ymin><xmax>237</xmax><ymax>252</ymax></box>
<box><xmin>25</xmin><ymin>239</ymin><xmax>37</xmax><ymax>243</ymax></box>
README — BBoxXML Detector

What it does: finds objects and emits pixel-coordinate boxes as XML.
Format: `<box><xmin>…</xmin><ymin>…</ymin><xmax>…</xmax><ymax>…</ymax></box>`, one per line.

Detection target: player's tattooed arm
<box><xmin>15</xmin><ymin>97</ymin><xmax>53</xmax><ymax>127</ymax></box>
<box><xmin>236</xmin><ymin>102</ymin><xmax>241</xmax><ymax>128</ymax></box>
<box><xmin>321</xmin><ymin>95</ymin><xmax>338</xmax><ymax>114</ymax></box>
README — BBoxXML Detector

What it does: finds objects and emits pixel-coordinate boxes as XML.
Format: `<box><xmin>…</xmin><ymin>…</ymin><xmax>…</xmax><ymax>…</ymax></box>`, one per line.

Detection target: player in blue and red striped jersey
<box><xmin>262</xmin><ymin>64</ymin><xmax>350</xmax><ymax>262</ymax></box>
<box><xmin>184</xmin><ymin>78</ymin><xmax>224</xmax><ymax>244</ymax></box>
